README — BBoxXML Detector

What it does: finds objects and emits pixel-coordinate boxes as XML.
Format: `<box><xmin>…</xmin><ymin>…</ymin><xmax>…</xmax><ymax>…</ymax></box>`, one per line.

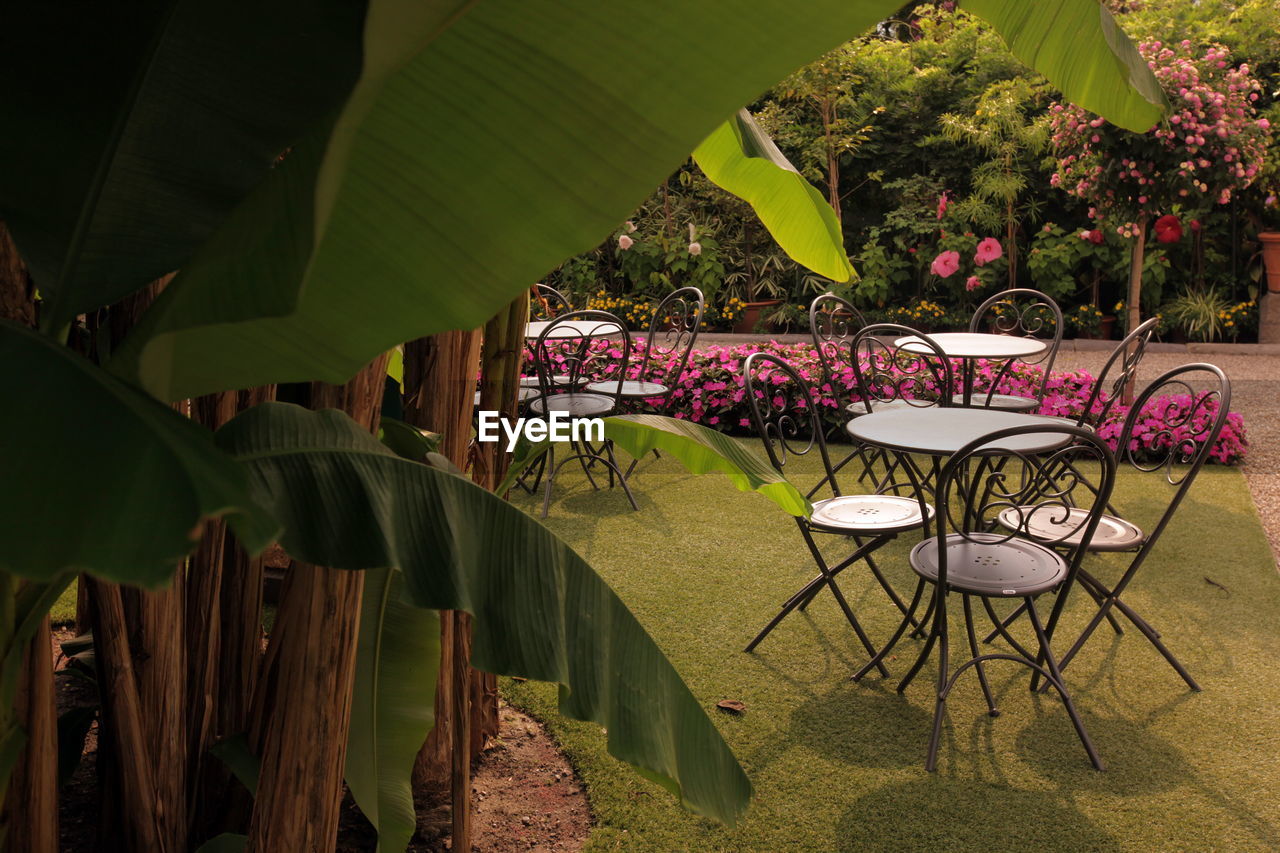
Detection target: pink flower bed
<box><xmin>529</xmin><ymin>341</ymin><xmax>1247</xmax><ymax>465</ymax></box>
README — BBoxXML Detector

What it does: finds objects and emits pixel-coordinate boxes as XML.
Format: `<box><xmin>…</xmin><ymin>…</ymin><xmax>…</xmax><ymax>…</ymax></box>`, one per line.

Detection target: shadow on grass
<box><xmin>834</xmin><ymin>778</ymin><xmax>1120</xmax><ymax>852</ymax></box>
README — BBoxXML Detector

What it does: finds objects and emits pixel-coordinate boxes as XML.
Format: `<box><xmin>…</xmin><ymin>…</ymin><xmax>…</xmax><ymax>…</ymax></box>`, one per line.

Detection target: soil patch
<box><xmin>50</xmin><ymin>626</ymin><xmax>589</xmax><ymax>852</ymax></box>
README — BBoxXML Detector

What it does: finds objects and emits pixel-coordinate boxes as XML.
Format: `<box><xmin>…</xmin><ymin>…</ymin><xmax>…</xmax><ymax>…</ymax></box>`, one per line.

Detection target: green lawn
<box><xmin>505</xmin><ymin>443</ymin><xmax>1280</xmax><ymax>852</ymax></box>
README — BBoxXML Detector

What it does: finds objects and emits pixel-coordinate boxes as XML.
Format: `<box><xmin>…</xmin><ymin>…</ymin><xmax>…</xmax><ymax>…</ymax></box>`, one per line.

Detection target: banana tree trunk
<box><xmin>402</xmin><ymin>328</ymin><xmax>489</xmax><ymax>852</ymax></box>
<box><xmin>81</xmin><ymin>277</ymin><xmax>191</xmax><ymax>853</ymax></box>
<box><xmin>186</xmin><ymin>385</ymin><xmax>275</xmax><ymax>845</ymax></box>
<box><xmin>0</xmin><ymin>221</ymin><xmax>58</xmax><ymax>853</ymax></box>
<box><xmin>247</xmin><ymin>355</ymin><xmax>389</xmax><ymax>853</ymax></box>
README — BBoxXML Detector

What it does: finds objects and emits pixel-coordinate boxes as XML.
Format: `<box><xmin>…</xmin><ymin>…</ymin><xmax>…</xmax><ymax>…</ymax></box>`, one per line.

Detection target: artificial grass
<box><xmin>49</xmin><ymin>580</ymin><xmax>77</xmax><ymax>625</ymax></box>
<box><xmin>504</xmin><ymin>443</ymin><xmax>1280</xmax><ymax>852</ymax></box>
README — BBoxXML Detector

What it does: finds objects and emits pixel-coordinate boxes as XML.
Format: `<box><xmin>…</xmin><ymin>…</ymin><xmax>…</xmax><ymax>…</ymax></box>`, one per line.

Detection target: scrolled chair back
<box><xmin>1077</xmin><ymin>317</ymin><xmax>1159</xmax><ymax>427</ymax></box>
<box><xmin>969</xmin><ymin>287</ymin><xmax>1064</xmax><ymax>363</ymax></box>
<box><xmin>529</xmin><ymin>283</ymin><xmax>572</xmax><ymax>321</ymax></box>
<box><xmin>531</xmin><ymin>309</ymin><xmax>629</xmax><ymax>402</ymax></box>
<box><xmin>809</xmin><ymin>292</ymin><xmax>867</xmax><ymax>386</ymax></box>
<box><xmin>638</xmin><ymin>286</ymin><xmax>704</xmax><ymax>405</ymax></box>
<box><xmin>1113</xmin><ymin>362</ymin><xmax>1231</xmax><ymax>491</ymax></box>
<box><xmin>849</xmin><ymin>323</ymin><xmax>955</xmax><ymax>414</ymax></box>
<box><xmin>743</xmin><ymin>352</ymin><xmax>836</xmax><ymax>485</ymax></box>
<box><xmin>935</xmin><ymin>424</ymin><xmax>1117</xmax><ymax>578</ymax></box>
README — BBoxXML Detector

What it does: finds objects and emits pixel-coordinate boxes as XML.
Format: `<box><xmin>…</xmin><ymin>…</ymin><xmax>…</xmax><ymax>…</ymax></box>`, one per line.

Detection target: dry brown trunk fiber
<box><xmin>246</xmin><ymin>356</ymin><xmax>389</xmax><ymax>853</ymax></box>
<box><xmin>0</xmin><ymin>222</ymin><xmax>58</xmax><ymax>852</ymax></box>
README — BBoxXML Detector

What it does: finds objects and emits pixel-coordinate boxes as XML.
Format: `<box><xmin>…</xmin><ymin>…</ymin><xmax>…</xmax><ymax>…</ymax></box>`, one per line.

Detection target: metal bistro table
<box><xmin>896</xmin><ymin>332</ymin><xmax>1046</xmax><ymax>408</ymax></box>
<box><xmin>847</xmin><ymin>406</ymin><xmax>1076</xmax><ymax>498</ymax></box>
<box><xmin>525</xmin><ymin>319</ymin><xmax>625</xmax><ymax>340</ymax></box>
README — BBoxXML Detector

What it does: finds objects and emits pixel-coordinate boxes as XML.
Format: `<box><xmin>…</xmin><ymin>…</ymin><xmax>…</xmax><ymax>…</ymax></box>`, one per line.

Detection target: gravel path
<box><xmin>697</xmin><ymin>333</ymin><xmax>1279</xmax><ymax>566</ymax></box>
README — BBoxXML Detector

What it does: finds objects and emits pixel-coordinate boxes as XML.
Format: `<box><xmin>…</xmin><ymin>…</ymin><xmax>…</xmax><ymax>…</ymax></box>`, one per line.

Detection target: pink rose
<box><xmin>618</xmin><ymin>234</ymin><xmax>634</xmax><ymax>250</ymax></box>
<box><xmin>965</xmin><ymin>275</ymin><xmax>982</xmax><ymax>292</ymax></box>
<box><xmin>687</xmin><ymin>241</ymin><xmax>702</xmax><ymax>256</ymax></box>
<box><xmin>930</xmin><ymin>250</ymin><xmax>961</xmax><ymax>278</ymax></box>
<box><xmin>974</xmin><ymin>237</ymin><xmax>1003</xmax><ymax>266</ymax></box>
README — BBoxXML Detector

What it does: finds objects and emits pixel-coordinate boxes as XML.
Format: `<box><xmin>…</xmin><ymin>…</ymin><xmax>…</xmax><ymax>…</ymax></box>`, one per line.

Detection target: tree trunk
<box><xmin>186</xmin><ymin>385</ymin><xmax>275</xmax><ymax>845</ymax></box>
<box><xmin>2</xmin><ymin>614</ymin><xmax>58</xmax><ymax>853</ymax></box>
<box><xmin>1005</xmin><ymin>203</ymin><xmax>1018</xmax><ymax>289</ymax></box>
<box><xmin>246</xmin><ymin>356</ymin><xmax>389</xmax><ymax>853</ymax></box>
<box><xmin>0</xmin><ymin>222</ymin><xmax>58</xmax><ymax>853</ymax></box>
<box><xmin>821</xmin><ymin>96</ymin><xmax>841</xmax><ymax>222</ymax></box>
<box><xmin>1124</xmin><ymin>218</ymin><xmax>1148</xmax><ymax>404</ymax></box>
<box><xmin>402</xmin><ymin>329</ymin><xmax>490</xmax><ymax>853</ymax></box>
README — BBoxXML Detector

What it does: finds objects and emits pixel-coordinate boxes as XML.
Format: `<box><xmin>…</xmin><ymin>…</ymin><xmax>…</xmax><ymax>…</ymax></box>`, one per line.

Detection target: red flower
<box><xmin>1087</xmin><ymin>229</ymin><xmax>1105</xmax><ymax>245</ymax></box>
<box><xmin>1153</xmin><ymin>214</ymin><xmax>1183</xmax><ymax>244</ymax></box>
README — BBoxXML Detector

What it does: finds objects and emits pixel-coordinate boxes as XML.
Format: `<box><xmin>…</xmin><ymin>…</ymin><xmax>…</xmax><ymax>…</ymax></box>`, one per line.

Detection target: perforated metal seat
<box><xmin>843</xmin><ymin>398</ymin><xmax>931</xmax><ymax>416</ymax></box>
<box><xmin>951</xmin><ymin>392</ymin><xmax>1038</xmax><ymax>412</ymax></box>
<box><xmin>809</xmin><ymin>494</ymin><xmax>931</xmax><ymax>534</ymax></box>
<box><xmin>910</xmin><ymin>532</ymin><xmax>1068</xmax><ymax>597</ymax></box>
<box><xmin>583</xmin><ymin>379</ymin><xmax>668</xmax><ymax>398</ymax></box>
<box><xmin>526</xmin><ymin>392</ymin><xmax>614</xmax><ymax>417</ymax></box>
<box><xmin>996</xmin><ymin>507</ymin><xmax>1144</xmax><ymax>552</ymax></box>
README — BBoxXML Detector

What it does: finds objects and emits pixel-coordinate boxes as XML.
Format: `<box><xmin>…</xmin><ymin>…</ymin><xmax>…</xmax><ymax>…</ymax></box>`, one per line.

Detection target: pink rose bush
<box><xmin>1049</xmin><ymin>41</ymin><xmax>1269</xmax><ymax>230</ymax></box>
<box><xmin>525</xmin><ymin>341</ymin><xmax>1247</xmax><ymax>464</ymax></box>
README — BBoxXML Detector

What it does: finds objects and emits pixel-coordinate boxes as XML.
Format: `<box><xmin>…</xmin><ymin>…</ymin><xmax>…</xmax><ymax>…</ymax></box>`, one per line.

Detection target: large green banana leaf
<box><xmin>107</xmin><ymin>0</ymin><xmax>1164</xmax><ymax>402</ymax></box>
<box><xmin>605</xmin><ymin>415</ymin><xmax>812</xmax><ymax>517</ymax></box>
<box><xmin>961</xmin><ymin>0</ymin><xmax>1170</xmax><ymax>131</ymax></box>
<box><xmin>346</xmin><ymin>568</ymin><xmax>440</xmax><ymax>853</ymax></box>
<box><xmin>693</xmin><ymin>111</ymin><xmax>854</xmax><ymax>284</ymax></box>
<box><xmin>0</xmin><ymin>320</ymin><xmax>276</xmax><ymax>583</ymax></box>
<box><xmin>214</xmin><ymin>402</ymin><xmax>752</xmax><ymax>824</ymax></box>
<box><xmin>0</xmin><ymin>0</ymin><xmax>367</xmax><ymax>333</ymax></box>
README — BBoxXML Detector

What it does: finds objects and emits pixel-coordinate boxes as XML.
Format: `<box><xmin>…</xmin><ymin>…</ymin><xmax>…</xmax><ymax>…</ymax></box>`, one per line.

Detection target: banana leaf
<box><xmin>215</xmin><ymin>402</ymin><xmax>752</xmax><ymax>825</ymax></box>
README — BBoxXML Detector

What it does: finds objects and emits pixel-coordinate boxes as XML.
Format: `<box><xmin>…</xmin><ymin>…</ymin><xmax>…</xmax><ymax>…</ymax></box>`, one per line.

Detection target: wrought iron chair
<box><xmin>990</xmin><ymin>363</ymin><xmax>1231</xmax><ymax>692</ymax></box>
<box><xmin>808</xmin><ymin>293</ymin><xmax>884</xmax><ymax>486</ymax></box>
<box><xmin>585</xmin><ymin>287</ymin><xmax>703</xmax><ymax>409</ymax></box>
<box><xmin>845</xmin><ymin>322</ymin><xmax>955</xmax><ymax>496</ymax></box>
<box><xmin>959</xmin><ymin>288</ymin><xmax>1063</xmax><ymax>411</ymax></box>
<box><xmin>529</xmin><ymin>283</ymin><xmax>572</xmax><ymax>321</ymax></box>
<box><xmin>526</xmin><ymin>310</ymin><xmax>637</xmax><ymax>517</ymax></box>
<box><xmin>855</xmin><ymin>422</ymin><xmax>1117</xmax><ymax>772</ymax></box>
<box><xmin>520</xmin><ymin>284</ymin><xmax>575</xmax><ymax>391</ymax></box>
<box><xmin>586</xmin><ymin>287</ymin><xmax>704</xmax><ymax>476</ymax></box>
<box><xmin>1071</xmin><ymin>317</ymin><xmax>1160</xmax><ymax>429</ymax></box>
<box><xmin>742</xmin><ymin>352</ymin><xmax>932</xmax><ymax>664</ymax></box>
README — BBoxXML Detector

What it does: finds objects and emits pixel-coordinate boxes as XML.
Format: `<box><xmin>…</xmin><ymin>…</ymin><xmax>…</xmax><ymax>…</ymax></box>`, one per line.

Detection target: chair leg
<box><xmin>911</xmin><ymin>590</ymin><xmax>936</xmax><ymax>640</ymax></box>
<box><xmin>963</xmin><ymin>595</ymin><xmax>999</xmax><ymax>717</ymax></box>
<box><xmin>539</xmin><ymin>444</ymin><xmax>559</xmax><ymax>518</ymax></box>
<box><xmin>603</xmin><ymin>440</ymin><xmax>639</xmax><ymax>512</ymax></box>
<box><xmin>1025</xmin><ymin>597</ymin><xmax>1105</xmax><ymax>771</ymax></box>
<box><xmin>1054</xmin><ymin>592</ymin><xmax>1200</xmax><ymax>692</ymax></box>
<box><xmin>898</xmin><ymin>587</ymin><xmax>940</xmax><ymax>694</ymax></box>
<box><xmin>925</xmin><ymin>593</ymin><xmax>950</xmax><ymax>772</ymax></box>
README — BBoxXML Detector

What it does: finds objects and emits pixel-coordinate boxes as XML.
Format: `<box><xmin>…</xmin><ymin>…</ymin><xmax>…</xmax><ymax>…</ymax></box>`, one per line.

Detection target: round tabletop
<box><xmin>895</xmin><ymin>332</ymin><xmax>1046</xmax><ymax>360</ymax></box>
<box><xmin>526</xmin><ymin>319</ymin><xmax>625</xmax><ymax>340</ymax></box>
<box><xmin>846</xmin><ymin>407</ymin><xmax>1075</xmax><ymax>456</ymax></box>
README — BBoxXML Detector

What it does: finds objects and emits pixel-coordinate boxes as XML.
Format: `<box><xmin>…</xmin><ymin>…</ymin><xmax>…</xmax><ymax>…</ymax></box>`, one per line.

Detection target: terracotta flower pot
<box><xmin>732</xmin><ymin>299</ymin><xmax>783</xmax><ymax>334</ymax></box>
<box><xmin>1260</xmin><ymin>232</ymin><xmax>1280</xmax><ymax>293</ymax></box>
<box><xmin>1099</xmin><ymin>314</ymin><xmax>1116</xmax><ymax>340</ymax></box>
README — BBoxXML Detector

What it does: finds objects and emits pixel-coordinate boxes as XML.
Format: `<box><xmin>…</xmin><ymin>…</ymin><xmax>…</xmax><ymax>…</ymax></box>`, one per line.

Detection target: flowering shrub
<box><xmin>527</xmin><ymin>341</ymin><xmax>1247</xmax><ymax>464</ymax></box>
<box><xmin>1049</xmin><ymin>41</ymin><xmax>1269</xmax><ymax>228</ymax></box>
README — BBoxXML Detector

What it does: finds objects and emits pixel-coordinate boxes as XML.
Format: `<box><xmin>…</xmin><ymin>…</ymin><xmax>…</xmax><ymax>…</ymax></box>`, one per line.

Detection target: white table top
<box><xmin>847</xmin><ymin>407</ymin><xmax>1075</xmax><ymax>456</ymax></box>
<box><xmin>895</xmin><ymin>332</ymin><xmax>1046</xmax><ymax>360</ymax></box>
<box><xmin>526</xmin><ymin>319</ymin><xmax>625</xmax><ymax>340</ymax></box>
